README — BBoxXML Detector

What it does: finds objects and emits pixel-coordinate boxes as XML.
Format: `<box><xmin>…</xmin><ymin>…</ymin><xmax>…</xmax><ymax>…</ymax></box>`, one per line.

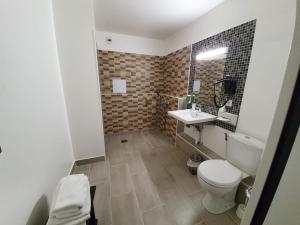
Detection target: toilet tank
<box><xmin>226</xmin><ymin>133</ymin><xmax>265</xmax><ymax>176</ymax></box>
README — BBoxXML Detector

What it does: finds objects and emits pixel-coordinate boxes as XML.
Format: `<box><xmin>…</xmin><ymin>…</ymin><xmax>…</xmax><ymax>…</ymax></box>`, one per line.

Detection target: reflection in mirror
<box><xmin>193</xmin><ymin>55</ymin><xmax>225</xmax><ymax>105</ymax></box>
<box><xmin>188</xmin><ymin>20</ymin><xmax>257</xmax><ymax>131</ymax></box>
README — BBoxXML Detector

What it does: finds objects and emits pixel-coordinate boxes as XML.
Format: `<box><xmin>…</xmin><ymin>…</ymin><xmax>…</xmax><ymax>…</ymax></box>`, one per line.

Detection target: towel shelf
<box><xmin>86</xmin><ymin>186</ymin><xmax>97</xmax><ymax>225</ymax></box>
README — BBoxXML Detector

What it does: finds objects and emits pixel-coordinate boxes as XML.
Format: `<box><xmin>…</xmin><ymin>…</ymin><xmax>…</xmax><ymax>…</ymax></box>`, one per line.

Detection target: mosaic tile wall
<box><xmin>156</xmin><ymin>95</ymin><xmax>179</xmax><ymax>142</ymax></box>
<box><xmin>97</xmin><ymin>48</ymin><xmax>190</xmax><ymax>138</ymax></box>
<box><xmin>158</xmin><ymin>46</ymin><xmax>191</xmax><ymax>141</ymax></box>
<box><xmin>189</xmin><ymin>20</ymin><xmax>256</xmax><ymax>131</ymax></box>
<box><xmin>98</xmin><ymin>51</ymin><xmax>163</xmax><ymax>134</ymax></box>
<box><xmin>162</xmin><ymin>46</ymin><xmax>191</xmax><ymax>97</ymax></box>
<box><xmin>194</xmin><ymin>59</ymin><xmax>225</xmax><ymax>105</ymax></box>
<box><xmin>98</xmin><ymin>51</ymin><xmax>164</xmax><ymax>95</ymax></box>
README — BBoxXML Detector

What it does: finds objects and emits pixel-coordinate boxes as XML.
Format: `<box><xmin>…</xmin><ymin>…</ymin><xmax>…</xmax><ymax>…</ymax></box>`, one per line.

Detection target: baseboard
<box><xmin>75</xmin><ymin>156</ymin><xmax>105</xmax><ymax>166</ymax></box>
<box><xmin>69</xmin><ymin>161</ymin><xmax>76</xmax><ymax>175</ymax></box>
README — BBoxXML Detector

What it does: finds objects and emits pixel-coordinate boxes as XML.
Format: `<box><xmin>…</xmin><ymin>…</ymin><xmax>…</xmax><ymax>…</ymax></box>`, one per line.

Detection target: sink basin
<box><xmin>168</xmin><ymin>109</ymin><xmax>217</xmax><ymax>125</ymax></box>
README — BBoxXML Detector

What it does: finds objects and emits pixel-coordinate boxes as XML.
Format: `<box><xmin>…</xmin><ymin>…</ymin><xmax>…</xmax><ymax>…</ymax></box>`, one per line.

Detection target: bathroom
<box><xmin>0</xmin><ymin>0</ymin><xmax>299</xmax><ymax>225</ymax></box>
<box><xmin>95</xmin><ymin>13</ymin><xmax>259</xmax><ymax>225</ymax></box>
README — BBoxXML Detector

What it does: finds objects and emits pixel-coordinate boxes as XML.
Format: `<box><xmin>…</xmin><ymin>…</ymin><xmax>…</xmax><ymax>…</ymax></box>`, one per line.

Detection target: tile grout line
<box><xmin>105</xmin><ymin>157</ymin><xmax>114</xmax><ymax>225</ymax></box>
<box><xmin>107</xmin><ymin>131</ymin><xmax>241</xmax><ymax>225</ymax></box>
<box><xmin>126</xmin><ymin>162</ymin><xmax>145</xmax><ymax>225</ymax></box>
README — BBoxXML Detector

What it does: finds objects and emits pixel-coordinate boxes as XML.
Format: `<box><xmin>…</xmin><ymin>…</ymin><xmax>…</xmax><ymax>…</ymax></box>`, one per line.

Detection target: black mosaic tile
<box><xmin>189</xmin><ymin>20</ymin><xmax>256</xmax><ymax>131</ymax></box>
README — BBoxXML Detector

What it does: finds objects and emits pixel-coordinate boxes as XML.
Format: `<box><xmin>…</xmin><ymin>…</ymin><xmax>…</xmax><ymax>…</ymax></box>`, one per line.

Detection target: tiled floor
<box><xmin>73</xmin><ymin>129</ymin><xmax>241</xmax><ymax>225</ymax></box>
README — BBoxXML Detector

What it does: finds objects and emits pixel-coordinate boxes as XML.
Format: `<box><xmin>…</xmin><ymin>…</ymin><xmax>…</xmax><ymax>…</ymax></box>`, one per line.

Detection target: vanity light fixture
<box><xmin>196</xmin><ymin>47</ymin><xmax>228</xmax><ymax>61</ymax></box>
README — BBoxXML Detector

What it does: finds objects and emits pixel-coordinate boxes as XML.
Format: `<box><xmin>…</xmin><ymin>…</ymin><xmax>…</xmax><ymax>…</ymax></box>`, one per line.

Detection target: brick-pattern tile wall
<box><xmin>98</xmin><ymin>51</ymin><xmax>164</xmax><ymax>95</ymax></box>
<box><xmin>158</xmin><ymin>46</ymin><xmax>191</xmax><ymax>141</ymax></box>
<box><xmin>156</xmin><ymin>95</ymin><xmax>179</xmax><ymax>142</ymax></box>
<box><xmin>101</xmin><ymin>94</ymin><xmax>158</xmax><ymax>134</ymax></box>
<box><xmin>97</xmin><ymin>47</ymin><xmax>191</xmax><ymax>140</ymax></box>
<box><xmin>162</xmin><ymin>46</ymin><xmax>191</xmax><ymax>97</ymax></box>
<box><xmin>194</xmin><ymin>59</ymin><xmax>225</xmax><ymax>105</ymax></box>
<box><xmin>98</xmin><ymin>51</ymin><xmax>163</xmax><ymax>134</ymax></box>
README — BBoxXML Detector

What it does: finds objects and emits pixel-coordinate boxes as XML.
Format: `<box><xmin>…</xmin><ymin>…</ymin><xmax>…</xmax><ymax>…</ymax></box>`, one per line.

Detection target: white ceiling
<box><xmin>93</xmin><ymin>0</ymin><xmax>225</xmax><ymax>40</ymax></box>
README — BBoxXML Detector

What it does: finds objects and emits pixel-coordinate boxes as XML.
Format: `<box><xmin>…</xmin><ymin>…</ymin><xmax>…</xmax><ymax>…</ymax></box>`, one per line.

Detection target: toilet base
<box><xmin>202</xmin><ymin>191</ymin><xmax>236</xmax><ymax>214</ymax></box>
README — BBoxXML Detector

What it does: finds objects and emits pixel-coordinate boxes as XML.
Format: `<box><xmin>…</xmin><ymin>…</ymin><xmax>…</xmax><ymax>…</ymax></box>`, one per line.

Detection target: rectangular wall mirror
<box><xmin>188</xmin><ymin>20</ymin><xmax>257</xmax><ymax>131</ymax></box>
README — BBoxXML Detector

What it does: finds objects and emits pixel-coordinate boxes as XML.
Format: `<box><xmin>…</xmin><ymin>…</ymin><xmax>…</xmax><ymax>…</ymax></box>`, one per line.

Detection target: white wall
<box><xmin>53</xmin><ymin>0</ymin><xmax>105</xmax><ymax>160</ymax></box>
<box><xmin>96</xmin><ymin>31</ymin><xmax>165</xmax><ymax>56</ymax></box>
<box><xmin>202</xmin><ymin>126</ymin><xmax>231</xmax><ymax>158</ymax></box>
<box><xmin>263</xmin><ymin>129</ymin><xmax>300</xmax><ymax>225</ymax></box>
<box><xmin>165</xmin><ymin>0</ymin><xmax>297</xmax><ymax>143</ymax></box>
<box><xmin>0</xmin><ymin>0</ymin><xmax>74</xmax><ymax>224</ymax></box>
<box><xmin>241</xmin><ymin>2</ymin><xmax>300</xmax><ymax>223</ymax></box>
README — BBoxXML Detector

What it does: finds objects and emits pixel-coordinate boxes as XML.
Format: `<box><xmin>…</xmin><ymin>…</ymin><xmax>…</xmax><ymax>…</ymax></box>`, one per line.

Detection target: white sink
<box><xmin>168</xmin><ymin>109</ymin><xmax>217</xmax><ymax>125</ymax></box>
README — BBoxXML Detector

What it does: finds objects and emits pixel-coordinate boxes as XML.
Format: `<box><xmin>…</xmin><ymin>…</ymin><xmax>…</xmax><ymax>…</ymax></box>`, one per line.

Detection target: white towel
<box><xmin>47</xmin><ymin>174</ymin><xmax>91</xmax><ymax>225</ymax></box>
<box><xmin>51</xmin><ymin>174</ymin><xmax>89</xmax><ymax>215</ymax></box>
<box><xmin>47</xmin><ymin>214</ymin><xmax>90</xmax><ymax>225</ymax></box>
<box><xmin>52</xmin><ymin>182</ymin><xmax>90</xmax><ymax>219</ymax></box>
<box><xmin>47</xmin><ymin>188</ymin><xmax>91</xmax><ymax>225</ymax></box>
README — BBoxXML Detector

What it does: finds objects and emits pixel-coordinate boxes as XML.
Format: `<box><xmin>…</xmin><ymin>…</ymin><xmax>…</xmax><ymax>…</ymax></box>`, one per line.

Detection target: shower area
<box><xmin>97</xmin><ymin>46</ymin><xmax>191</xmax><ymax>141</ymax></box>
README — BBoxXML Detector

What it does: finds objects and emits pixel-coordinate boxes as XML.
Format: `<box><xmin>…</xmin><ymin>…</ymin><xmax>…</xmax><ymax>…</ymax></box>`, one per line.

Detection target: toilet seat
<box><xmin>198</xmin><ymin>160</ymin><xmax>242</xmax><ymax>188</ymax></box>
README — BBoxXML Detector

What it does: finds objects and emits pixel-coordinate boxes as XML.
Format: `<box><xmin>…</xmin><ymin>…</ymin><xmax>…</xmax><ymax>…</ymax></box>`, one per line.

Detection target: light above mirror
<box><xmin>196</xmin><ymin>47</ymin><xmax>228</xmax><ymax>61</ymax></box>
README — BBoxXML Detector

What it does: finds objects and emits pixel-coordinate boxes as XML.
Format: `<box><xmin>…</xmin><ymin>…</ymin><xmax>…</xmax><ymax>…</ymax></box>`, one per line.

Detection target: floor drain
<box><xmin>121</xmin><ymin>139</ymin><xmax>128</xmax><ymax>143</ymax></box>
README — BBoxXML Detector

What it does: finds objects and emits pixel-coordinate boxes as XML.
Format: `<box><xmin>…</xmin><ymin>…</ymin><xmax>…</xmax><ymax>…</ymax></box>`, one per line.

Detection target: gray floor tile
<box><xmin>166</xmin><ymin>165</ymin><xmax>202</xmax><ymax>195</ymax></box>
<box><xmin>143</xmin><ymin>206</ymin><xmax>176</xmax><ymax>225</ymax></box>
<box><xmin>202</xmin><ymin>212</ymin><xmax>236</xmax><ymax>225</ymax></box>
<box><xmin>154</xmin><ymin>176</ymin><xmax>202</xmax><ymax>225</ymax></box>
<box><xmin>142</xmin><ymin>129</ymin><xmax>170</xmax><ymax>148</ymax></box>
<box><xmin>226</xmin><ymin>206</ymin><xmax>241</xmax><ymax>225</ymax></box>
<box><xmin>72</xmin><ymin>164</ymin><xmax>90</xmax><ymax>177</ymax></box>
<box><xmin>156</xmin><ymin>151</ymin><xmax>178</xmax><ymax>167</ymax></box>
<box><xmin>111</xmin><ymin>192</ymin><xmax>143</xmax><ymax>225</ymax></box>
<box><xmin>89</xmin><ymin>161</ymin><xmax>108</xmax><ymax>185</ymax></box>
<box><xmin>189</xmin><ymin>191</ymin><xmax>208</xmax><ymax>218</ymax></box>
<box><xmin>190</xmin><ymin>191</ymin><xmax>239</xmax><ymax>225</ymax></box>
<box><xmin>171</xmin><ymin>149</ymin><xmax>190</xmax><ymax>168</ymax></box>
<box><xmin>110</xmin><ymin>163</ymin><xmax>133</xmax><ymax>196</ymax></box>
<box><xmin>141</xmin><ymin>152</ymin><xmax>171</xmax><ymax>182</ymax></box>
<box><xmin>93</xmin><ymin>181</ymin><xmax>112</xmax><ymax>225</ymax></box>
<box><xmin>131</xmin><ymin>132</ymin><xmax>152</xmax><ymax>152</ymax></box>
<box><xmin>94</xmin><ymin>130</ymin><xmax>240</xmax><ymax>225</ymax></box>
<box><xmin>107</xmin><ymin>145</ymin><xmax>126</xmax><ymax>166</ymax></box>
<box><xmin>118</xmin><ymin>132</ymin><xmax>135</xmax><ymax>154</ymax></box>
<box><xmin>168</xmin><ymin>206</ymin><xmax>203</xmax><ymax>225</ymax></box>
<box><xmin>132</xmin><ymin>171</ymin><xmax>162</xmax><ymax>212</ymax></box>
<box><xmin>125</xmin><ymin>151</ymin><xmax>147</xmax><ymax>175</ymax></box>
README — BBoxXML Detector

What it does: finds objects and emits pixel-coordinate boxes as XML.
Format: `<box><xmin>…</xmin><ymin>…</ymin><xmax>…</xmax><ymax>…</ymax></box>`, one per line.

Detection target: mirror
<box><xmin>193</xmin><ymin>55</ymin><xmax>226</xmax><ymax>105</ymax></box>
<box><xmin>188</xmin><ymin>20</ymin><xmax>257</xmax><ymax>130</ymax></box>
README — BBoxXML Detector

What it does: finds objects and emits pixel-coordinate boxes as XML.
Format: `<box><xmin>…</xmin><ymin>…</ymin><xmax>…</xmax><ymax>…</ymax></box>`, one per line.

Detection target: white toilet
<box><xmin>197</xmin><ymin>133</ymin><xmax>265</xmax><ymax>214</ymax></box>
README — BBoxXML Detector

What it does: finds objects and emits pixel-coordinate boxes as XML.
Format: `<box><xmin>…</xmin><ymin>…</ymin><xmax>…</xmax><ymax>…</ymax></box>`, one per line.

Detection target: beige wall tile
<box><xmin>97</xmin><ymin>47</ymin><xmax>191</xmax><ymax>141</ymax></box>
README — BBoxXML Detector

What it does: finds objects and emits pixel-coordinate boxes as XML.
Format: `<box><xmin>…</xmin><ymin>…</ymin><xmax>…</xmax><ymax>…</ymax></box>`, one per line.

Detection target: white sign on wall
<box><xmin>112</xmin><ymin>79</ymin><xmax>127</xmax><ymax>94</ymax></box>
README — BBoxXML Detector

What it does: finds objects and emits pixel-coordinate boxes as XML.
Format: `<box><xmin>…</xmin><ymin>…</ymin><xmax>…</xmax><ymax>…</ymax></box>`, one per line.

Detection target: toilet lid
<box><xmin>198</xmin><ymin>160</ymin><xmax>242</xmax><ymax>188</ymax></box>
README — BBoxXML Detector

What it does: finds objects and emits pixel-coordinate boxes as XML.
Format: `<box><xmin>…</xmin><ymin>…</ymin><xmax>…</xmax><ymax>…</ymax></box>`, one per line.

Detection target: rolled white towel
<box><xmin>52</xmin><ymin>208</ymin><xmax>82</xmax><ymax>219</ymax></box>
<box><xmin>47</xmin><ymin>174</ymin><xmax>91</xmax><ymax>225</ymax></box>
<box><xmin>47</xmin><ymin>213</ymin><xmax>90</xmax><ymax>225</ymax></box>
<box><xmin>52</xmin><ymin>181</ymin><xmax>90</xmax><ymax>219</ymax></box>
<box><xmin>51</xmin><ymin>174</ymin><xmax>89</xmax><ymax>215</ymax></box>
<box><xmin>47</xmin><ymin>187</ymin><xmax>91</xmax><ymax>225</ymax></box>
